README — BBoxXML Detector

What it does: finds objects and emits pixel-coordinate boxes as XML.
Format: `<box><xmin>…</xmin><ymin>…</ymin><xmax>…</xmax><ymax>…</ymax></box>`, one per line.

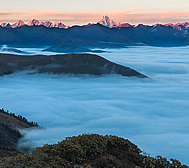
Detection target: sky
<box><xmin>0</xmin><ymin>0</ymin><xmax>189</xmax><ymax>25</ymax></box>
<box><xmin>0</xmin><ymin>46</ymin><xmax>189</xmax><ymax>164</ymax></box>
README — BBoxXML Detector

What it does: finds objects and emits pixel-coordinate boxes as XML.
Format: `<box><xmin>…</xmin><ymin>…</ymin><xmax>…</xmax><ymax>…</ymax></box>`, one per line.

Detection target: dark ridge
<box><xmin>43</xmin><ymin>44</ymin><xmax>106</xmax><ymax>53</ymax></box>
<box><xmin>0</xmin><ymin>108</ymin><xmax>39</xmax><ymax>128</ymax></box>
<box><xmin>0</xmin><ymin>123</ymin><xmax>22</xmax><ymax>147</ymax></box>
<box><xmin>0</xmin><ymin>53</ymin><xmax>147</xmax><ymax>78</ymax></box>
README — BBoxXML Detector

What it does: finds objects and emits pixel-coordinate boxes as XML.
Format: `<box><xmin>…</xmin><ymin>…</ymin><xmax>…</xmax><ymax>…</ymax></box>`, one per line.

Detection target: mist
<box><xmin>0</xmin><ymin>46</ymin><xmax>189</xmax><ymax>164</ymax></box>
<box><xmin>0</xmin><ymin>45</ymin><xmax>56</xmax><ymax>55</ymax></box>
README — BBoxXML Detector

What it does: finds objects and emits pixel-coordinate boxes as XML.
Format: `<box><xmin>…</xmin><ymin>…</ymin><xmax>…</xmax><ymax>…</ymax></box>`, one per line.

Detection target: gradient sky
<box><xmin>0</xmin><ymin>0</ymin><xmax>189</xmax><ymax>25</ymax></box>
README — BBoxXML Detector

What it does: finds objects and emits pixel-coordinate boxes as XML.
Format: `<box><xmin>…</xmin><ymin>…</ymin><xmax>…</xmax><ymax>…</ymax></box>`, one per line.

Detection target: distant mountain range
<box><xmin>0</xmin><ymin>15</ymin><xmax>189</xmax><ymax>50</ymax></box>
<box><xmin>1</xmin><ymin>15</ymin><xmax>189</xmax><ymax>29</ymax></box>
<box><xmin>1</xmin><ymin>19</ymin><xmax>69</xmax><ymax>29</ymax></box>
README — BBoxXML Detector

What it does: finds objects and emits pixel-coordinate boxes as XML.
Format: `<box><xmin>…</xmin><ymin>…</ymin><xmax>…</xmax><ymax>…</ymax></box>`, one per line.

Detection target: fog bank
<box><xmin>0</xmin><ymin>46</ymin><xmax>189</xmax><ymax>164</ymax></box>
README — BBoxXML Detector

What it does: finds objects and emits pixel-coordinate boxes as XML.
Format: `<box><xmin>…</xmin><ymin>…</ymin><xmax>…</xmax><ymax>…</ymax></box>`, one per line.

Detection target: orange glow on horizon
<box><xmin>0</xmin><ymin>10</ymin><xmax>189</xmax><ymax>26</ymax></box>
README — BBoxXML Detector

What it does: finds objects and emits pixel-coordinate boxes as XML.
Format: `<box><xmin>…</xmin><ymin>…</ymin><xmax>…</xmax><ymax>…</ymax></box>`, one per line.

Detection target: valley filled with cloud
<box><xmin>0</xmin><ymin>46</ymin><xmax>189</xmax><ymax>164</ymax></box>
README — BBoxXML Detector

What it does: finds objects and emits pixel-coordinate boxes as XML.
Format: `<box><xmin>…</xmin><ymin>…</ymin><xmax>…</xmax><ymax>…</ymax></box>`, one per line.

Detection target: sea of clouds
<box><xmin>0</xmin><ymin>46</ymin><xmax>189</xmax><ymax>164</ymax></box>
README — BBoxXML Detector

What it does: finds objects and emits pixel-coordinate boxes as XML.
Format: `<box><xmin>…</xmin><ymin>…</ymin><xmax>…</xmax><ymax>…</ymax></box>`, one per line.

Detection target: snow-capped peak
<box><xmin>164</xmin><ymin>22</ymin><xmax>189</xmax><ymax>30</ymax></box>
<box><xmin>51</xmin><ymin>21</ymin><xmax>69</xmax><ymax>28</ymax></box>
<box><xmin>42</xmin><ymin>21</ymin><xmax>69</xmax><ymax>28</ymax></box>
<box><xmin>11</xmin><ymin>20</ymin><xmax>25</xmax><ymax>28</ymax></box>
<box><xmin>1</xmin><ymin>23</ymin><xmax>11</xmax><ymax>28</ymax></box>
<box><xmin>164</xmin><ymin>23</ymin><xmax>175</xmax><ymax>27</ymax></box>
<box><xmin>98</xmin><ymin>15</ymin><xmax>120</xmax><ymax>28</ymax></box>
<box><xmin>43</xmin><ymin>21</ymin><xmax>52</xmax><ymax>28</ymax></box>
<box><xmin>175</xmin><ymin>22</ymin><xmax>189</xmax><ymax>28</ymax></box>
<box><xmin>117</xmin><ymin>23</ymin><xmax>133</xmax><ymax>28</ymax></box>
<box><xmin>1</xmin><ymin>23</ymin><xmax>8</xmax><ymax>27</ymax></box>
<box><xmin>27</xmin><ymin>19</ymin><xmax>40</xmax><ymax>26</ymax></box>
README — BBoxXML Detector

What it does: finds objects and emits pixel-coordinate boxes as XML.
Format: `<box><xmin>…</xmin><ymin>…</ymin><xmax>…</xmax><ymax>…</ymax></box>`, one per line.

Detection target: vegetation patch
<box><xmin>0</xmin><ymin>134</ymin><xmax>188</xmax><ymax>168</ymax></box>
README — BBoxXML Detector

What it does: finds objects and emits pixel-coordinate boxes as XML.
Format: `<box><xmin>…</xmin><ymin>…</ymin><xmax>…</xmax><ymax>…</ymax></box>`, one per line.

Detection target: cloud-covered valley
<box><xmin>0</xmin><ymin>46</ymin><xmax>189</xmax><ymax>164</ymax></box>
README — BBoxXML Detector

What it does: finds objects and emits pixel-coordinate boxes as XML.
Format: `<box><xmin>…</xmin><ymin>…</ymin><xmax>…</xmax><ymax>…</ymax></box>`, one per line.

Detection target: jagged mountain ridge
<box><xmin>27</xmin><ymin>19</ymin><xmax>40</xmax><ymax>26</ymax></box>
<box><xmin>0</xmin><ymin>15</ymin><xmax>189</xmax><ymax>49</ymax></box>
<box><xmin>1</xmin><ymin>19</ymin><xmax>69</xmax><ymax>29</ymax></box>
<box><xmin>1</xmin><ymin>16</ymin><xmax>189</xmax><ymax>29</ymax></box>
<box><xmin>98</xmin><ymin>15</ymin><xmax>120</xmax><ymax>28</ymax></box>
<box><xmin>0</xmin><ymin>21</ymin><xmax>188</xmax><ymax>48</ymax></box>
<box><xmin>11</xmin><ymin>20</ymin><xmax>25</xmax><ymax>28</ymax></box>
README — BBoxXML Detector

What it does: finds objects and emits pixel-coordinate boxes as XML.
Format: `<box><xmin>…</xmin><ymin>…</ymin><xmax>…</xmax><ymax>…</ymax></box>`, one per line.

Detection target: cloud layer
<box><xmin>0</xmin><ymin>46</ymin><xmax>189</xmax><ymax>164</ymax></box>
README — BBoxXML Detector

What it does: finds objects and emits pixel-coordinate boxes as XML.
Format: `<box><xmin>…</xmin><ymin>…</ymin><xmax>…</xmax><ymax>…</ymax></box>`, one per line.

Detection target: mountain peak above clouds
<box><xmin>117</xmin><ymin>23</ymin><xmax>133</xmax><ymax>28</ymax></box>
<box><xmin>27</xmin><ymin>19</ymin><xmax>40</xmax><ymax>26</ymax></box>
<box><xmin>175</xmin><ymin>22</ymin><xmax>189</xmax><ymax>29</ymax></box>
<box><xmin>164</xmin><ymin>23</ymin><xmax>175</xmax><ymax>27</ymax></box>
<box><xmin>1</xmin><ymin>17</ymin><xmax>189</xmax><ymax>30</ymax></box>
<box><xmin>98</xmin><ymin>15</ymin><xmax>120</xmax><ymax>28</ymax></box>
<box><xmin>26</xmin><ymin>19</ymin><xmax>69</xmax><ymax>28</ymax></box>
<box><xmin>49</xmin><ymin>21</ymin><xmax>69</xmax><ymax>28</ymax></box>
<box><xmin>0</xmin><ymin>23</ymin><xmax>12</xmax><ymax>28</ymax></box>
<box><xmin>164</xmin><ymin>22</ymin><xmax>189</xmax><ymax>29</ymax></box>
<box><xmin>11</xmin><ymin>20</ymin><xmax>25</xmax><ymax>28</ymax></box>
<box><xmin>41</xmin><ymin>21</ymin><xmax>52</xmax><ymax>27</ymax></box>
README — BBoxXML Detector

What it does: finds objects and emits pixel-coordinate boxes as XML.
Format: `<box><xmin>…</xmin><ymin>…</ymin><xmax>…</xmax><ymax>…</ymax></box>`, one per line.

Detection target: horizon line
<box><xmin>1</xmin><ymin>15</ymin><xmax>189</xmax><ymax>28</ymax></box>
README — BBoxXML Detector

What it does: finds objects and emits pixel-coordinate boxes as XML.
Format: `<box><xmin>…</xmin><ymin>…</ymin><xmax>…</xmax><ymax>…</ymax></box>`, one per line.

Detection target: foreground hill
<box><xmin>0</xmin><ymin>134</ymin><xmax>188</xmax><ymax>168</ymax></box>
<box><xmin>0</xmin><ymin>53</ymin><xmax>147</xmax><ymax>78</ymax></box>
<box><xmin>0</xmin><ymin>109</ymin><xmax>188</xmax><ymax>167</ymax></box>
<box><xmin>0</xmin><ymin>109</ymin><xmax>38</xmax><ymax>157</ymax></box>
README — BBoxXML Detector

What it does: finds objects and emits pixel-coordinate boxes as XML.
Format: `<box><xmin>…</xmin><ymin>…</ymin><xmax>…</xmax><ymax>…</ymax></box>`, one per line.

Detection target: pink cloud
<box><xmin>117</xmin><ymin>11</ymin><xmax>189</xmax><ymax>25</ymax></box>
<box><xmin>122</xmin><ymin>7</ymin><xmax>150</xmax><ymax>14</ymax></box>
<box><xmin>0</xmin><ymin>11</ymin><xmax>19</xmax><ymax>15</ymax></box>
<box><xmin>26</xmin><ymin>10</ymin><xmax>189</xmax><ymax>25</ymax></box>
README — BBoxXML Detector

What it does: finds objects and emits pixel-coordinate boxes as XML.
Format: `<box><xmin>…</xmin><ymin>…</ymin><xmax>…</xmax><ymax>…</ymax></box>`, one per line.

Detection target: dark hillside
<box><xmin>0</xmin><ymin>53</ymin><xmax>147</xmax><ymax>78</ymax></box>
<box><xmin>0</xmin><ymin>123</ymin><xmax>22</xmax><ymax>147</ymax></box>
<box><xmin>0</xmin><ymin>108</ymin><xmax>39</xmax><ymax>129</ymax></box>
<box><xmin>0</xmin><ymin>146</ymin><xmax>22</xmax><ymax>158</ymax></box>
<box><xmin>0</xmin><ymin>108</ymin><xmax>38</xmax><ymax>151</ymax></box>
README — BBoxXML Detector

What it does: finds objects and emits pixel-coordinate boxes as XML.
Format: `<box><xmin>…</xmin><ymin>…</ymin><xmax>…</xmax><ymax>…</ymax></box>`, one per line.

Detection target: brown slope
<box><xmin>0</xmin><ymin>109</ymin><xmax>38</xmax><ymax>149</ymax></box>
<box><xmin>0</xmin><ymin>112</ymin><xmax>32</xmax><ymax>129</ymax></box>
